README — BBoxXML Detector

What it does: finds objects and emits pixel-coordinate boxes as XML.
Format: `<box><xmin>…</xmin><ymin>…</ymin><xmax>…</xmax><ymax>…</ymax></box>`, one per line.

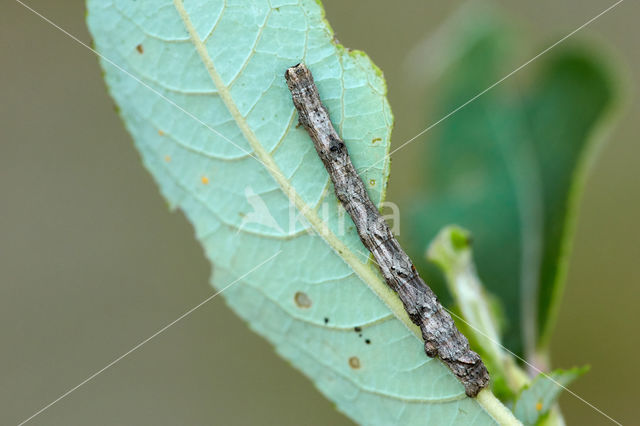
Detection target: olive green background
<box><xmin>1</xmin><ymin>1</ymin><xmax>637</xmax><ymax>425</ymax></box>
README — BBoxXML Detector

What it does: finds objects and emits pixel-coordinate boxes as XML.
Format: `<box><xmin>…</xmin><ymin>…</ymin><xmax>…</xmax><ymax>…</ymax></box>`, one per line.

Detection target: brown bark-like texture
<box><xmin>285</xmin><ymin>63</ymin><xmax>489</xmax><ymax>397</ymax></box>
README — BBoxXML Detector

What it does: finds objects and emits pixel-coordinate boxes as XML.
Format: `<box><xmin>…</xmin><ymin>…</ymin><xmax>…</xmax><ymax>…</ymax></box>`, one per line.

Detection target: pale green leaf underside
<box><xmin>87</xmin><ymin>0</ymin><xmax>502</xmax><ymax>423</ymax></box>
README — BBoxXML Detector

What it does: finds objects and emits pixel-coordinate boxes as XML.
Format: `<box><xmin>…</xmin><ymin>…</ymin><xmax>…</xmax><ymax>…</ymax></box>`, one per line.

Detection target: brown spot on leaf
<box><xmin>201</xmin><ymin>176</ymin><xmax>209</xmax><ymax>185</ymax></box>
<box><xmin>348</xmin><ymin>356</ymin><xmax>360</xmax><ymax>369</ymax></box>
<box><xmin>136</xmin><ymin>44</ymin><xmax>144</xmax><ymax>54</ymax></box>
<box><xmin>164</xmin><ymin>155</ymin><xmax>171</xmax><ymax>163</ymax></box>
<box><xmin>158</xmin><ymin>129</ymin><xmax>165</xmax><ymax>136</ymax></box>
<box><xmin>372</xmin><ymin>137</ymin><xmax>382</xmax><ymax>144</ymax></box>
<box><xmin>536</xmin><ymin>401</ymin><xmax>543</xmax><ymax>411</ymax></box>
<box><xmin>294</xmin><ymin>291</ymin><xmax>312</xmax><ymax>309</ymax></box>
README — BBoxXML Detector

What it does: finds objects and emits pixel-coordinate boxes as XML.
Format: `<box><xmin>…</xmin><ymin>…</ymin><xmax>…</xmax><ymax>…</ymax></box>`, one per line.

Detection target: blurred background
<box><xmin>1</xmin><ymin>0</ymin><xmax>637</xmax><ymax>424</ymax></box>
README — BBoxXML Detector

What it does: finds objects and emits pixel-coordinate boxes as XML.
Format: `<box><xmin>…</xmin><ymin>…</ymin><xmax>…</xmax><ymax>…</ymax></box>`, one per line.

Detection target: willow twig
<box><xmin>285</xmin><ymin>63</ymin><xmax>489</xmax><ymax>397</ymax></box>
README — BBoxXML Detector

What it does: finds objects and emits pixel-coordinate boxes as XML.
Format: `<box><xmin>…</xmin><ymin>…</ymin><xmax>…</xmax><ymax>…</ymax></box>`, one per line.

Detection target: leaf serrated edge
<box><xmin>171</xmin><ymin>0</ymin><xmax>417</xmax><ymax>349</ymax></box>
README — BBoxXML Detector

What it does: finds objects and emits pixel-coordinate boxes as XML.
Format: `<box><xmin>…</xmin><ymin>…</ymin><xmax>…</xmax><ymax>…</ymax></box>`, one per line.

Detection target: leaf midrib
<box><xmin>166</xmin><ymin>1</ymin><xmax>520</xmax><ymax>422</ymax></box>
<box><xmin>171</xmin><ymin>0</ymin><xmax>420</xmax><ymax>338</ymax></box>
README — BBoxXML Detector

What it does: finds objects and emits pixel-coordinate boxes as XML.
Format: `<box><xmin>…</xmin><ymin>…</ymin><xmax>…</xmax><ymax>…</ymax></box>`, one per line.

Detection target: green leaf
<box><xmin>526</xmin><ymin>51</ymin><xmax>618</xmax><ymax>352</ymax></box>
<box><xmin>87</xmin><ymin>0</ymin><xmax>516</xmax><ymax>424</ymax></box>
<box><xmin>404</xmin><ymin>14</ymin><xmax>618</xmax><ymax>357</ymax></box>
<box><xmin>513</xmin><ymin>367</ymin><xmax>588</xmax><ymax>425</ymax></box>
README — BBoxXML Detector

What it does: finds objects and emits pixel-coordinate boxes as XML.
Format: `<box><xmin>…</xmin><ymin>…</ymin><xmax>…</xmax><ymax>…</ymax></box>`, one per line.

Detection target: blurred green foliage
<box><xmin>402</xmin><ymin>13</ymin><xmax>618</xmax><ymax>358</ymax></box>
<box><xmin>427</xmin><ymin>225</ymin><xmax>590</xmax><ymax>424</ymax></box>
<box><xmin>427</xmin><ymin>226</ymin><xmax>525</xmax><ymax>402</ymax></box>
